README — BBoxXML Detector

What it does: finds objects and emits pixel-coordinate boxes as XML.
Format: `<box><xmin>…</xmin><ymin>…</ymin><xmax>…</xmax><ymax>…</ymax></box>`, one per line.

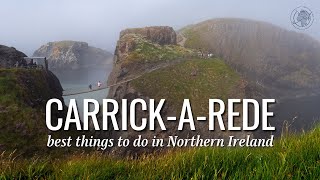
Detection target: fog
<box><xmin>0</xmin><ymin>0</ymin><xmax>319</xmax><ymax>55</ymax></box>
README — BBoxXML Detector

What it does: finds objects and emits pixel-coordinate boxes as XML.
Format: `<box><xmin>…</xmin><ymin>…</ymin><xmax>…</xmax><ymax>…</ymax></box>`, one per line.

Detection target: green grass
<box><xmin>0</xmin><ymin>68</ymin><xmax>92</xmax><ymax>157</ymax></box>
<box><xmin>1</xmin><ymin>126</ymin><xmax>320</xmax><ymax>179</ymax></box>
<box><xmin>52</xmin><ymin>40</ymin><xmax>82</xmax><ymax>49</ymax></box>
<box><xmin>0</xmin><ymin>68</ymin><xmax>77</xmax><ymax>156</ymax></box>
<box><xmin>281</xmin><ymin>66</ymin><xmax>319</xmax><ymax>88</ymax></box>
<box><xmin>182</xmin><ymin>28</ymin><xmax>211</xmax><ymax>51</ymax></box>
<box><xmin>180</xmin><ymin>19</ymin><xmax>320</xmax><ymax>90</ymax></box>
<box><xmin>122</xmin><ymin>34</ymin><xmax>195</xmax><ymax>66</ymax></box>
<box><xmin>131</xmin><ymin>58</ymin><xmax>242</xmax><ymax>116</ymax></box>
<box><xmin>0</xmin><ymin>69</ymin><xmax>51</xmax><ymax>154</ymax></box>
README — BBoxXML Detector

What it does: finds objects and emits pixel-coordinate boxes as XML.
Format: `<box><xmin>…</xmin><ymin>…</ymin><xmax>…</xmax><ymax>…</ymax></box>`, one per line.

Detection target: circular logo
<box><xmin>290</xmin><ymin>6</ymin><xmax>314</xmax><ymax>30</ymax></box>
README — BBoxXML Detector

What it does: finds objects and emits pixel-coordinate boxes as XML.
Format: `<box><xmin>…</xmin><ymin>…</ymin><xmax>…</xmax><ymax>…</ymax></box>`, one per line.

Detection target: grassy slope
<box><xmin>182</xmin><ymin>28</ymin><xmax>210</xmax><ymax>51</ymax></box>
<box><xmin>0</xmin><ymin>69</ymin><xmax>55</xmax><ymax>154</ymax></box>
<box><xmin>131</xmin><ymin>58</ymin><xmax>242</xmax><ymax>116</ymax></box>
<box><xmin>0</xmin><ymin>68</ymin><xmax>92</xmax><ymax>157</ymax></box>
<box><xmin>180</xmin><ymin>19</ymin><xmax>320</xmax><ymax>89</ymax></box>
<box><xmin>1</xmin><ymin>127</ymin><xmax>319</xmax><ymax>179</ymax></box>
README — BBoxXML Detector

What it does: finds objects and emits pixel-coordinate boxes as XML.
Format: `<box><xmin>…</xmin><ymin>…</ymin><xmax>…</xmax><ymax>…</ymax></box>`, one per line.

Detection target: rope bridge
<box><xmin>62</xmin><ymin>60</ymin><xmax>181</xmax><ymax>96</ymax></box>
<box><xmin>62</xmin><ymin>68</ymin><xmax>156</xmax><ymax>96</ymax></box>
<box><xmin>62</xmin><ymin>75</ymin><xmax>143</xmax><ymax>96</ymax></box>
<box><xmin>62</xmin><ymin>85</ymin><xmax>109</xmax><ymax>96</ymax></box>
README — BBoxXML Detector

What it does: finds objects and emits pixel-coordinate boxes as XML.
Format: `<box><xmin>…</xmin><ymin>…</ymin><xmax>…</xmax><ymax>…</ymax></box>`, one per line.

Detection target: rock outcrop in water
<box><xmin>0</xmin><ymin>45</ymin><xmax>27</xmax><ymax>68</ymax></box>
<box><xmin>33</xmin><ymin>41</ymin><xmax>113</xmax><ymax>70</ymax></box>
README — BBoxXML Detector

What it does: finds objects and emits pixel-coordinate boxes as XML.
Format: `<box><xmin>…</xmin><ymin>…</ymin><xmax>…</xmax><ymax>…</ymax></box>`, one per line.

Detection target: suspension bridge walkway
<box><xmin>61</xmin><ymin>57</ymin><xmax>195</xmax><ymax>96</ymax></box>
<box><xmin>62</xmin><ymin>76</ymin><xmax>139</xmax><ymax>96</ymax></box>
<box><xmin>62</xmin><ymin>65</ymin><xmax>166</xmax><ymax>96</ymax></box>
<box><xmin>62</xmin><ymin>74</ymin><xmax>145</xmax><ymax>96</ymax></box>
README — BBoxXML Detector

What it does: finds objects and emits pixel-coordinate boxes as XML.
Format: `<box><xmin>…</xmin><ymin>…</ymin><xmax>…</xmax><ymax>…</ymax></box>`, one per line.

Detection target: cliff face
<box><xmin>0</xmin><ymin>45</ymin><xmax>27</xmax><ymax>68</ymax></box>
<box><xmin>181</xmin><ymin>18</ymin><xmax>320</xmax><ymax>96</ymax></box>
<box><xmin>33</xmin><ymin>41</ymin><xmax>113</xmax><ymax>70</ymax></box>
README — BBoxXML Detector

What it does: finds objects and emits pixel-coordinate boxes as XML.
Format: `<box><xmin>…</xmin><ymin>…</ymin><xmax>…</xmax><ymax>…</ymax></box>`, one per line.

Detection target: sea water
<box><xmin>62</xmin><ymin>83</ymin><xmax>109</xmax><ymax>120</ymax></box>
<box><xmin>60</xmin><ymin>67</ymin><xmax>112</xmax><ymax>120</ymax></box>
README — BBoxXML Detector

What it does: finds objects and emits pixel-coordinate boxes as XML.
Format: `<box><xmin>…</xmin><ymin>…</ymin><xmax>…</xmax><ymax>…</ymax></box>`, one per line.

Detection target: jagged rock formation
<box><xmin>181</xmin><ymin>18</ymin><xmax>320</xmax><ymax>97</ymax></box>
<box><xmin>0</xmin><ymin>45</ymin><xmax>27</xmax><ymax>68</ymax></box>
<box><xmin>33</xmin><ymin>41</ymin><xmax>113</xmax><ymax>70</ymax></box>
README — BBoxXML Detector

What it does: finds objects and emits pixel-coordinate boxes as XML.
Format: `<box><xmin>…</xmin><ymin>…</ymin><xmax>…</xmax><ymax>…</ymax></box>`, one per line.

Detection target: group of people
<box><xmin>15</xmin><ymin>59</ymin><xmax>40</xmax><ymax>69</ymax></box>
<box><xmin>197</xmin><ymin>49</ymin><xmax>214</xmax><ymax>59</ymax></box>
<box><xmin>88</xmin><ymin>81</ymin><xmax>102</xmax><ymax>90</ymax></box>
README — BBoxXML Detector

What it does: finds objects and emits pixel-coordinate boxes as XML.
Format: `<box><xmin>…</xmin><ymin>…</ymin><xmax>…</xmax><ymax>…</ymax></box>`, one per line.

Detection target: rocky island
<box><xmin>33</xmin><ymin>41</ymin><xmax>113</xmax><ymax>83</ymax></box>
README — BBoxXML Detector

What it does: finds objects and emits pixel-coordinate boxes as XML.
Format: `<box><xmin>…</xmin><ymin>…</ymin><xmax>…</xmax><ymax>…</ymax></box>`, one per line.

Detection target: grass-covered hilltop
<box><xmin>105</xmin><ymin>26</ymin><xmax>248</xmax><ymax>155</ymax></box>
<box><xmin>180</xmin><ymin>18</ymin><xmax>320</xmax><ymax>96</ymax></box>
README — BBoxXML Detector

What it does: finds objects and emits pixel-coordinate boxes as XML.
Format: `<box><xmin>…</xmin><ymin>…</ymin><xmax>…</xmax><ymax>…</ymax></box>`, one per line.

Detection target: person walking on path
<box><xmin>97</xmin><ymin>81</ymin><xmax>102</xmax><ymax>88</ymax></box>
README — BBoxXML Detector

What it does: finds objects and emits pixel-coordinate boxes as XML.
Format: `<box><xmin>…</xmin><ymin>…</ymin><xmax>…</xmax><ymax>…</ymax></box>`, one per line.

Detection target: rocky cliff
<box><xmin>104</xmin><ymin>26</ymin><xmax>246</xmax><ymax>155</ymax></box>
<box><xmin>107</xmin><ymin>26</ymin><xmax>195</xmax><ymax>100</ymax></box>
<box><xmin>181</xmin><ymin>18</ymin><xmax>320</xmax><ymax>97</ymax></box>
<box><xmin>33</xmin><ymin>41</ymin><xmax>113</xmax><ymax>70</ymax></box>
<box><xmin>0</xmin><ymin>68</ymin><xmax>67</xmax><ymax>155</ymax></box>
<box><xmin>0</xmin><ymin>46</ymin><xmax>68</xmax><ymax>155</ymax></box>
<box><xmin>0</xmin><ymin>45</ymin><xmax>27</xmax><ymax>68</ymax></box>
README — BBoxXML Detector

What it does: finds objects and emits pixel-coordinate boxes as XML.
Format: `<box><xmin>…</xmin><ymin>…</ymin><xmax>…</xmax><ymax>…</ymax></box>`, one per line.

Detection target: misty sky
<box><xmin>1</xmin><ymin>0</ymin><xmax>319</xmax><ymax>55</ymax></box>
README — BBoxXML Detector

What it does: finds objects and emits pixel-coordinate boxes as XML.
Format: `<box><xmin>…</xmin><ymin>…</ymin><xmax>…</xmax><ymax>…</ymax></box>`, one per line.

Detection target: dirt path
<box><xmin>177</xmin><ymin>32</ymin><xmax>187</xmax><ymax>46</ymax></box>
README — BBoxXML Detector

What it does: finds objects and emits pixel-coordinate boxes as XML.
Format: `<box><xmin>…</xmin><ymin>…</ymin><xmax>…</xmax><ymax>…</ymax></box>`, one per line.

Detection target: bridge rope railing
<box><xmin>62</xmin><ymin>63</ymin><xmax>171</xmax><ymax>96</ymax></box>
